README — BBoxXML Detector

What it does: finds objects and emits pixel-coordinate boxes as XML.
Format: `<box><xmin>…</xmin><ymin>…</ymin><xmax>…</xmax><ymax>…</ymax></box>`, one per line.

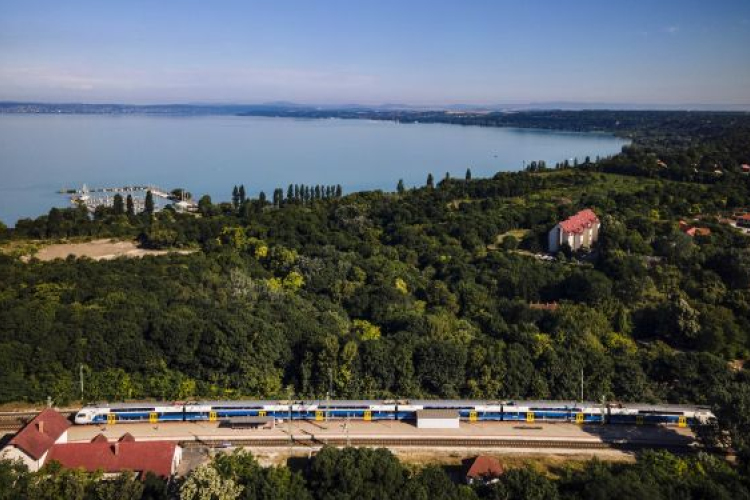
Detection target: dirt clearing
<box><xmin>21</xmin><ymin>239</ymin><xmax>195</xmax><ymax>262</ymax></box>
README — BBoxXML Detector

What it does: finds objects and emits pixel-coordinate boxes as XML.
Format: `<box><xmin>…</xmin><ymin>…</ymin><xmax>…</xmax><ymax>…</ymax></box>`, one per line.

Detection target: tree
<box><xmin>259</xmin><ymin>191</ymin><xmax>267</xmax><ymax>205</ymax></box>
<box><xmin>335</xmin><ymin>184</ymin><xmax>343</xmax><ymax>198</ymax></box>
<box><xmin>481</xmin><ymin>467</ymin><xmax>559</xmax><ymax>500</ymax></box>
<box><xmin>397</xmin><ymin>179</ymin><xmax>405</xmax><ymax>194</ymax></box>
<box><xmin>466</xmin><ymin>168</ymin><xmax>472</xmax><ymax>181</ymax></box>
<box><xmin>239</xmin><ymin>185</ymin><xmax>246</xmax><ymax>205</ymax></box>
<box><xmin>126</xmin><ymin>194</ymin><xmax>135</xmax><ymax>216</ymax></box>
<box><xmin>145</xmin><ymin>190</ymin><xmax>155</xmax><ymax>215</ymax></box>
<box><xmin>232</xmin><ymin>185</ymin><xmax>240</xmax><ymax>209</ymax></box>
<box><xmin>287</xmin><ymin>184</ymin><xmax>294</xmax><ymax>203</ymax></box>
<box><xmin>198</xmin><ymin>195</ymin><xmax>213</xmax><ymax>216</ymax></box>
<box><xmin>112</xmin><ymin>194</ymin><xmax>124</xmax><ymax>215</ymax></box>
<box><xmin>181</xmin><ymin>464</ymin><xmax>244</xmax><ymax>500</ymax></box>
<box><xmin>427</xmin><ymin>173</ymin><xmax>435</xmax><ymax>189</ymax></box>
<box><xmin>305</xmin><ymin>447</ymin><xmax>408</xmax><ymax>500</ymax></box>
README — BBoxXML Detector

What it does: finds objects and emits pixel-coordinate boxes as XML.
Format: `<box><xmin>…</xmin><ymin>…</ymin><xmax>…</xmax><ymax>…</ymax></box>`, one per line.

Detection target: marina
<box><xmin>65</xmin><ymin>184</ymin><xmax>196</xmax><ymax>213</ymax></box>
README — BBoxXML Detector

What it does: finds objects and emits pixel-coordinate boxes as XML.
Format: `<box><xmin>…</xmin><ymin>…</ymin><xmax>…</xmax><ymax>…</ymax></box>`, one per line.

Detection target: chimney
<box><xmin>37</xmin><ymin>421</ymin><xmax>45</xmax><ymax>434</ymax></box>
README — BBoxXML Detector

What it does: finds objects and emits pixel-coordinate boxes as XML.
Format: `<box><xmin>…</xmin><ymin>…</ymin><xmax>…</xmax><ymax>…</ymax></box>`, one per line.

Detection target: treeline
<box><xmin>182</xmin><ymin>447</ymin><xmax>750</xmax><ymax>500</ymax></box>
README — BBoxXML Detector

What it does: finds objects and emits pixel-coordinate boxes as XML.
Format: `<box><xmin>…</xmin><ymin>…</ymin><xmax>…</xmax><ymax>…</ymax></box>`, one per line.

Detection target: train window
<box><xmin>211</xmin><ymin>406</ymin><xmax>263</xmax><ymax>410</ymax></box>
<box><xmin>110</xmin><ymin>408</ymin><xmax>155</xmax><ymax>413</ymax></box>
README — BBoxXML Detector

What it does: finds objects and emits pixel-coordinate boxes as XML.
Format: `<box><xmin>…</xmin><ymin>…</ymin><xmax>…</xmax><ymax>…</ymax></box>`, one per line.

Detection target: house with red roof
<box><xmin>548</xmin><ymin>209</ymin><xmax>600</xmax><ymax>253</ymax></box>
<box><xmin>45</xmin><ymin>433</ymin><xmax>182</xmax><ymax>479</ymax></box>
<box><xmin>465</xmin><ymin>455</ymin><xmax>504</xmax><ymax>485</ymax></box>
<box><xmin>737</xmin><ymin>213</ymin><xmax>750</xmax><ymax>229</ymax></box>
<box><xmin>1</xmin><ymin>409</ymin><xmax>71</xmax><ymax>471</ymax></box>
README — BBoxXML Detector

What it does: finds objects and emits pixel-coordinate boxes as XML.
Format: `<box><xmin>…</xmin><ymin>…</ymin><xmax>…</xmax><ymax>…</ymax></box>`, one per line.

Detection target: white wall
<box><xmin>0</xmin><ymin>446</ymin><xmax>45</xmax><ymax>472</ymax></box>
<box><xmin>416</xmin><ymin>418</ymin><xmax>460</xmax><ymax>429</ymax></box>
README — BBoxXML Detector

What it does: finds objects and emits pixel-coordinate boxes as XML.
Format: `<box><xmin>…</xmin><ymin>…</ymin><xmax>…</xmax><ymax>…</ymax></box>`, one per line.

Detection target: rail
<box><xmin>177</xmin><ymin>436</ymin><xmax>698</xmax><ymax>453</ymax></box>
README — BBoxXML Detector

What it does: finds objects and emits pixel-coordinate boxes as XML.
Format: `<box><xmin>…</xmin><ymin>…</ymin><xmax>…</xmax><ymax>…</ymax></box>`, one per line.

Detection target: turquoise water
<box><xmin>0</xmin><ymin>114</ymin><xmax>628</xmax><ymax>225</ymax></box>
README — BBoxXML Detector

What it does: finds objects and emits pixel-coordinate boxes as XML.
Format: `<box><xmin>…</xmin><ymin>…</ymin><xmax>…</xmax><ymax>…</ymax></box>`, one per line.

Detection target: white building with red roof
<box><xmin>1</xmin><ymin>408</ymin><xmax>71</xmax><ymax>471</ymax></box>
<box><xmin>548</xmin><ymin>209</ymin><xmax>600</xmax><ymax>252</ymax></box>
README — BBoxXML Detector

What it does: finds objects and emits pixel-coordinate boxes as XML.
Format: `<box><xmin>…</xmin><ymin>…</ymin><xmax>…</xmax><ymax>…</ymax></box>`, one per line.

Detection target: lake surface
<box><xmin>0</xmin><ymin>114</ymin><xmax>628</xmax><ymax>225</ymax></box>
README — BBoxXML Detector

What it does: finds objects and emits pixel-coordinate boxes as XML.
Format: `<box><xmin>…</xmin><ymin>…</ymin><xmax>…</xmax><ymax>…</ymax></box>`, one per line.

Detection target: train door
<box><xmin>149</xmin><ymin>412</ymin><xmax>158</xmax><ymax>424</ymax></box>
<box><xmin>107</xmin><ymin>413</ymin><xmax>117</xmax><ymax>425</ymax></box>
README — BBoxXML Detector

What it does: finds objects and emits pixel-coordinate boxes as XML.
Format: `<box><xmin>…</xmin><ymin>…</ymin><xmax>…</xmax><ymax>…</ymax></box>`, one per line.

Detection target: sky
<box><xmin>1</xmin><ymin>0</ymin><xmax>749</xmax><ymax>107</ymax></box>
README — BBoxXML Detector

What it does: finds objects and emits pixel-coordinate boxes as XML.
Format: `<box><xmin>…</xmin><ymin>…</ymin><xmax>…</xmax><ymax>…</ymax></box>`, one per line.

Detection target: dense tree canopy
<box><xmin>2</xmin><ymin>110</ymin><xmax>750</xmax><ymax>460</ymax></box>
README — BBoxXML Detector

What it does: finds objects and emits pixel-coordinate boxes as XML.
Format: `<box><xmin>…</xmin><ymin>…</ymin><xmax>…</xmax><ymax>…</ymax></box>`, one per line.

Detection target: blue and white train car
<box><xmin>503</xmin><ymin>401</ymin><xmax>605</xmax><ymax>423</ymax></box>
<box><xmin>186</xmin><ymin>400</ymin><xmax>287</xmax><ymax>421</ymax></box>
<box><xmin>408</xmin><ymin>400</ymin><xmax>506</xmax><ymax>421</ymax></box>
<box><xmin>607</xmin><ymin>403</ymin><xmax>713</xmax><ymax>426</ymax></box>
<box><xmin>74</xmin><ymin>402</ymin><xmax>185</xmax><ymax>424</ymax></box>
<box><xmin>309</xmin><ymin>400</ymin><xmax>398</xmax><ymax>420</ymax></box>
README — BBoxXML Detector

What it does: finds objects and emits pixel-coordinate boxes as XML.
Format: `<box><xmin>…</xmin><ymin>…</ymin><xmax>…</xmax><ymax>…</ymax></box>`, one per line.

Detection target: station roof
<box><xmin>224</xmin><ymin>416</ymin><xmax>274</xmax><ymax>424</ymax></box>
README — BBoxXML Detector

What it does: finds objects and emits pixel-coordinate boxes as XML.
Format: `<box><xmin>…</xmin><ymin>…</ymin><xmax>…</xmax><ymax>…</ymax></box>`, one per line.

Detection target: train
<box><xmin>73</xmin><ymin>399</ymin><xmax>715</xmax><ymax>427</ymax></box>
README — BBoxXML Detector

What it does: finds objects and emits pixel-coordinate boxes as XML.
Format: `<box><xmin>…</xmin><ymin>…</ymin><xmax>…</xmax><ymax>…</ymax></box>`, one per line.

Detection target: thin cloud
<box><xmin>663</xmin><ymin>25</ymin><xmax>680</xmax><ymax>35</ymax></box>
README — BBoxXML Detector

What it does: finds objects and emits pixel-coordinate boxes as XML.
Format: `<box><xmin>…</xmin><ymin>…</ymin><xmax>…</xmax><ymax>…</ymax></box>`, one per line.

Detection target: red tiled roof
<box><xmin>685</xmin><ymin>227</ymin><xmax>711</xmax><ymax>237</ymax></box>
<box><xmin>9</xmin><ymin>409</ymin><xmax>71</xmax><ymax>460</ymax></box>
<box><xmin>46</xmin><ymin>438</ymin><xmax>178</xmax><ymax>478</ymax></box>
<box><xmin>91</xmin><ymin>434</ymin><xmax>109</xmax><ymax>443</ymax></box>
<box><xmin>559</xmin><ymin>209</ymin><xmax>599</xmax><ymax>235</ymax></box>
<box><xmin>529</xmin><ymin>302</ymin><xmax>559</xmax><ymax>311</ymax></box>
<box><xmin>467</xmin><ymin>456</ymin><xmax>504</xmax><ymax>479</ymax></box>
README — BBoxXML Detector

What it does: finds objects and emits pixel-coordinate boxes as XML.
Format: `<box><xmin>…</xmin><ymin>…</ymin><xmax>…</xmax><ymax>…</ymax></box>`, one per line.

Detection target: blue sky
<box><xmin>1</xmin><ymin>0</ymin><xmax>749</xmax><ymax>106</ymax></box>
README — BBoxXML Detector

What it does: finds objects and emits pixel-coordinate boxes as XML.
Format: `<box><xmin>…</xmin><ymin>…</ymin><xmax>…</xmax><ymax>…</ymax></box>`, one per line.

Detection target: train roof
<box><xmin>613</xmin><ymin>403</ymin><xmax>713</xmax><ymax>412</ymax></box>
<box><xmin>81</xmin><ymin>402</ymin><xmax>182</xmax><ymax>410</ymax></box>
<box><xmin>408</xmin><ymin>400</ymin><xmax>505</xmax><ymax>406</ymax></box>
<box><xmin>507</xmin><ymin>400</ymin><xmax>600</xmax><ymax>407</ymax></box>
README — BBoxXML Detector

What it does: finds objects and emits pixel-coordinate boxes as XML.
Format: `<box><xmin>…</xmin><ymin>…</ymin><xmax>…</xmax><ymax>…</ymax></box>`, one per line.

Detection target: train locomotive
<box><xmin>74</xmin><ymin>399</ymin><xmax>715</xmax><ymax>427</ymax></box>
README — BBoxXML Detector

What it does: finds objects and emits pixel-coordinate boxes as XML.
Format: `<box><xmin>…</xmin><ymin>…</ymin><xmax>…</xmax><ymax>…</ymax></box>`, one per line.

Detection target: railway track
<box><xmin>0</xmin><ymin>411</ymin><xmax>75</xmax><ymax>432</ymax></box>
<box><xmin>179</xmin><ymin>437</ymin><xmax>695</xmax><ymax>452</ymax></box>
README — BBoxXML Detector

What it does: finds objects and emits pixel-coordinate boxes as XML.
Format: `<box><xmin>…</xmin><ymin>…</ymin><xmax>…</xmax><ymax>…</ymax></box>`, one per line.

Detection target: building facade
<box><xmin>548</xmin><ymin>209</ymin><xmax>600</xmax><ymax>253</ymax></box>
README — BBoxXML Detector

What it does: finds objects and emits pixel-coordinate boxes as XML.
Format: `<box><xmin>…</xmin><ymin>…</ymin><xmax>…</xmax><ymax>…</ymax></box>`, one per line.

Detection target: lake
<box><xmin>0</xmin><ymin>114</ymin><xmax>628</xmax><ymax>225</ymax></box>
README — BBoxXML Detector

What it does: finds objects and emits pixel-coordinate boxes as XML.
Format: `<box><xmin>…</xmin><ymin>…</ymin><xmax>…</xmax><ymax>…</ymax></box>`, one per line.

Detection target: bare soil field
<box><xmin>20</xmin><ymin>239</ymin><xmax>195</xmax><ymax>262</ymax></box>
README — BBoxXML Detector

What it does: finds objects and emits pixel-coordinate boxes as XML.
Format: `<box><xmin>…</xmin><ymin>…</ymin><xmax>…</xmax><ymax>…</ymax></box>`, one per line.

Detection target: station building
<box><xmin>1</xmin><ymin>409</ymin><xmax>71</xmax><ymax>471</ymax></box>
<box><xmin>415</xmin><ymin>409</ymin><xmax>460</xmax><ymax>429</ymax></box>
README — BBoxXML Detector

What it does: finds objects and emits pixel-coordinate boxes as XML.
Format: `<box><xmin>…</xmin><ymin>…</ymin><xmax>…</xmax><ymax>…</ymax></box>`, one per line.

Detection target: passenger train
<box><xmin>73</xmin><ymin>400</ymin><xmax>715</xmax><ymax>427</ymax></box>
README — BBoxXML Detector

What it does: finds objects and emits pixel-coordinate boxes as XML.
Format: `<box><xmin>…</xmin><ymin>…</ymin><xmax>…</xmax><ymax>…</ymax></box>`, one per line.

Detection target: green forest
<box><xmin>2</xmin><ymin>110</ymin><xmax>750</xmax><ymax>454</ymax></box>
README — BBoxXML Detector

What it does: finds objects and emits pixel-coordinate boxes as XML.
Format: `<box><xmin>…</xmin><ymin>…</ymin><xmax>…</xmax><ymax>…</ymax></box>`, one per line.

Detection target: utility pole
<box><xmin>345</xmin><ymin>416</ymin><xmax>350</xmax><ymax>447</ymax></box>
<box><xmin>287</xmin><ymin>388</ymin><xmax>293</xmax><ymax>458</ymax></box>
<box><xmin>79</xmin><ymin>364</ymin><xmax>84</xmax><ymax>401</ymax></box>
<box><xmin>580</xmin><ymin>368</ymin><xmax>584</xmax><ymax>402</ymax></box>
<box><xmin>326</xmin><ymin>368</ymin><xmax>333</xmax><ymax>423</ymax></box>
